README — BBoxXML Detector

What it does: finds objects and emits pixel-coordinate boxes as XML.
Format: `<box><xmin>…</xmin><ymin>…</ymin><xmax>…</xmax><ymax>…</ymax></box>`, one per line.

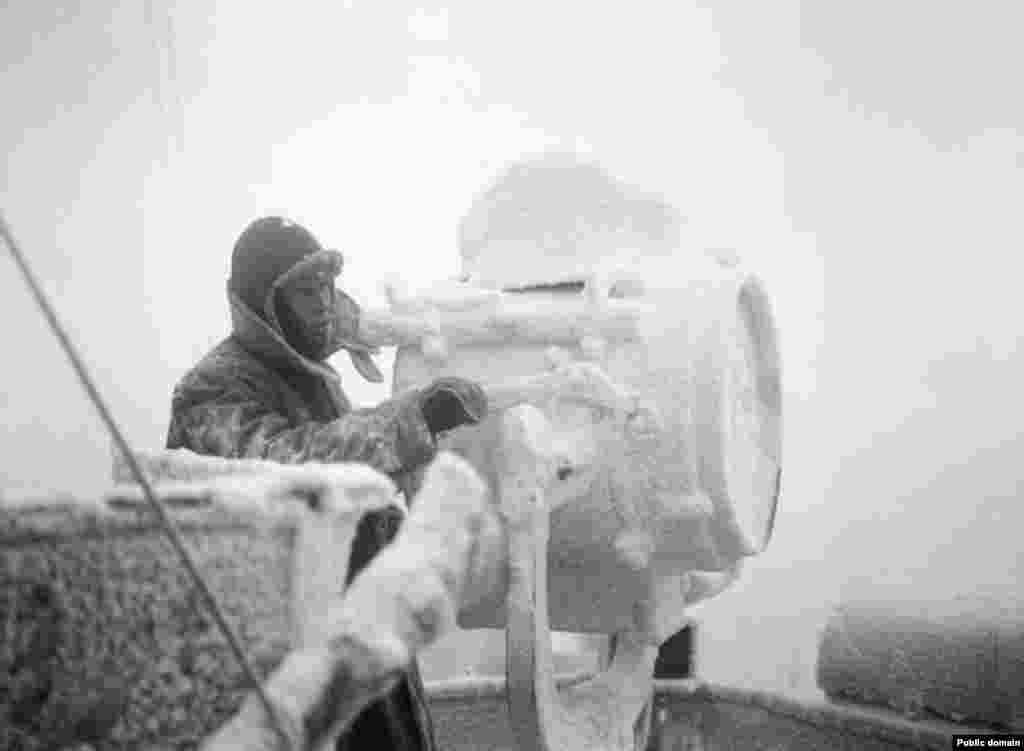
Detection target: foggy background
<box><xmin>2</xmin><ymin>1</ymin><xmax>1021</xmax><ymax>697</ymax></box>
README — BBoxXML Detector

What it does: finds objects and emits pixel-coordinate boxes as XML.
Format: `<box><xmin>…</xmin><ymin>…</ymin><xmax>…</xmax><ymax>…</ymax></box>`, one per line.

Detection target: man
<box><xmin>167</xmin><ymin>216</ymin><xmax>488</xmax><ymax>751</ymax></box>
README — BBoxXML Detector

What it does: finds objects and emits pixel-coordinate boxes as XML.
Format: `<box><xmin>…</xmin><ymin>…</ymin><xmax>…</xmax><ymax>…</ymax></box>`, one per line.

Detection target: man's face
<box><xmin>277</xmin><ymin>270</ymin><xmax>337</xmax><ymax>356</ymax></box>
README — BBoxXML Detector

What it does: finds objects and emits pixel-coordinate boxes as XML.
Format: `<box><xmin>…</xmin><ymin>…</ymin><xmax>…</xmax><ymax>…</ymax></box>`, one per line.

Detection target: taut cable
<box><xmin>0</xmin><ymin>212</ymin><xmax>294</xmax><ymax>749</ymax></box>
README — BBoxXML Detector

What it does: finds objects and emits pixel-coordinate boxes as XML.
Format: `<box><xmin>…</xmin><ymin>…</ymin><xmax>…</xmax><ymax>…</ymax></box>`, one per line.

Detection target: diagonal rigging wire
<box><xmin>0</xmin><ymin>211</ymin><xmax>293</xmax><ymax>749</ymax></box>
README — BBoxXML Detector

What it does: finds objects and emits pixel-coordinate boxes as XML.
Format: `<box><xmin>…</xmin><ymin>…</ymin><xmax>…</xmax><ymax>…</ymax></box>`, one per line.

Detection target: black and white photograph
<box><xmin>1</xmin><ymin>2</ymin><xmax>1022</xmax><ymax>749</ymax></box>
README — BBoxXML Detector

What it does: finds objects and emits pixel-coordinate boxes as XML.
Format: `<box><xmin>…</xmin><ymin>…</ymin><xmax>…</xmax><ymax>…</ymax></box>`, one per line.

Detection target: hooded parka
<box><xmin>166</xmin><ymin>217</ymin><xmax>444</xmax><ymax>751</ymax></box>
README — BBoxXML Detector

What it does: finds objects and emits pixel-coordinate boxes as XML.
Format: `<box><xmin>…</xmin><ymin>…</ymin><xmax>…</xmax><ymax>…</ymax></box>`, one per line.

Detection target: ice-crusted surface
<box><xmin>817</xmin><ymin>597</ymin><xmax>1024</xmax><ymax>730</ymax></box>
<box><xmin>0</xmin><ymin>499</ymin><xmax>293</xmax><ymax>751</ymax></box>
<box><xmin>111</xmin><ymin>446</ymin><xmax>287</xmax><ymax>485</ymax></box>
<box><xmin>458</xmin><ymin>152</ymin><xmax>685</xmax><ymax>289</ymax></box>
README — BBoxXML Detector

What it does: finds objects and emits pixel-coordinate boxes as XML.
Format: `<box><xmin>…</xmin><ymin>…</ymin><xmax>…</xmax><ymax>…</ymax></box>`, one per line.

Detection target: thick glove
<box><xmin>418</xmin><ymin>376</ymin><xmax>488</xmax><ymax>436</ymax></box>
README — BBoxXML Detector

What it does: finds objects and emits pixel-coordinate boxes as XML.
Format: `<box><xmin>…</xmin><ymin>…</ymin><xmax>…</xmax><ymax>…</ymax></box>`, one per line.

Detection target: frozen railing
<box><xmin>2</xmin><ymin>465</ymin><xmax>1013</xmax><ymax>751</ymax></box>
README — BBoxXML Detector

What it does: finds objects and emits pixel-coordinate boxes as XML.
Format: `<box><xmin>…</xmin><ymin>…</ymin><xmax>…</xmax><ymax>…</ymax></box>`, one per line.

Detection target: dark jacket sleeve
<box><xmin>167</xmin><ymin>361</ymin><xmax>436</xmax><ymax>476</ymax></box>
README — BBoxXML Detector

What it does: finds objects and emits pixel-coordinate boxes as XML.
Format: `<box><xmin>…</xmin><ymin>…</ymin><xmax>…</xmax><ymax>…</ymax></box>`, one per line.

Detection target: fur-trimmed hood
<box><xmin>227</xmin><ymin>279</ymin><xmax>384</xmax><ymax>385</ymax></box>
<box><xmin>227</xmin><ymin>217</ymin><xmax>384</xmax><ymax>383</ymax></box>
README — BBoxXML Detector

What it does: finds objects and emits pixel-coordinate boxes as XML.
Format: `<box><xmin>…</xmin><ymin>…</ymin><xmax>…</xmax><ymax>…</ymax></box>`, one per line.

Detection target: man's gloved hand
<box><xmin>418</xmin><ymin>376</ymin><xmax>488</xmax><ymax>436</ymax></box>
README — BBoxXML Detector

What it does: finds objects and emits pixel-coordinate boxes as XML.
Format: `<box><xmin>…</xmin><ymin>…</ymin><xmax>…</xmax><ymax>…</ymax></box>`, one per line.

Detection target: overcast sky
<box><xmin>2</xmin><ymin>0</ymin><xmax>1021</xmax><ymax>695</ymax></box>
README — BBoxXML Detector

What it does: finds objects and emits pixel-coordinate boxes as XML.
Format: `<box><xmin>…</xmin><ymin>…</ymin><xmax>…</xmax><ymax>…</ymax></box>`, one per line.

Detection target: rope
<box><xmin>0</xmin><ymin>211</ymin><xmax>293</xmax><ymax>749</ymax></box>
